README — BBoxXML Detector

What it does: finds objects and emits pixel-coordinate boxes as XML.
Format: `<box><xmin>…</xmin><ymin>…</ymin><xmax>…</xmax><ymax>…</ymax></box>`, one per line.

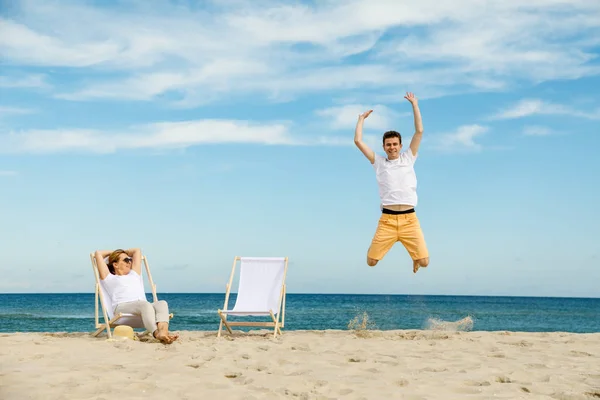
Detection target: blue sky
<box><xmin>1</xmin><ymin>0</ymin><xmax>599</xmax><ymax>297</ymax></box>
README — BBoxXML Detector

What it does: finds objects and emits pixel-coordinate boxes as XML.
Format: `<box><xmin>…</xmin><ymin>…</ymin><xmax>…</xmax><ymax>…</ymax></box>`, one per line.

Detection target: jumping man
<box><xmin>353</xmin><ymin>92</ymin><xmax>429</xmax><ymax>273</ymax></box>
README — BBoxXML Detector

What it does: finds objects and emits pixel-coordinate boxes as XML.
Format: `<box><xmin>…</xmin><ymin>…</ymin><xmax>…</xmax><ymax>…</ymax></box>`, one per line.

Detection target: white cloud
<box><xmin>315</xmin><ymin>104</ymin><xmax>409</xmax><ymax>131</ymax></box>
<box><xmin>435</xmin><ymin>125</ymin><xmax>489</xmax><ymax>152</ymax></box>
<box><xmin>0</xmin><ymin>170</ymin><xmax>18</xmax><ymax>176</ymax></box>
<box><xmin>0</xmin><ymin>18</ymin><xmax>127</xmax><ymax>67</ymax></box>
<box><xmin>1</xmin><ymin>1</ymin><xmax>598</xmax><ymax>105</ymax></box>
<box><xmin>0</xmin><ymin>119</ymin><xmax>353</xmax><ymax>154</ymax></box>
<box><xmin>491</xmin><ymin>99</ymin><xmax>600</xmax><ymax>120</ymax></box>
<box><xmin>0</xmin><ymin>106</ymin><xmax>35</xmax><ymax>116</ymax></box>
<box><xmin>523</xmin><ymin>126</ymin><xmax>553</xmax><ymax>136</ymax></box>
<box><xmin>0</xmin><ymin>74</ymin><xmax>49</xmax><ymax>88</ymax></box>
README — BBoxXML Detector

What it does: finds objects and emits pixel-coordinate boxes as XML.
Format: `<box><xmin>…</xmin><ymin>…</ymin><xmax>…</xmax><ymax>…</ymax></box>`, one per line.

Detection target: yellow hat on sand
<box><xmin>113</xmin><ymin>326</ymin><xmax>135</xmax><ymax>340</ymax></box>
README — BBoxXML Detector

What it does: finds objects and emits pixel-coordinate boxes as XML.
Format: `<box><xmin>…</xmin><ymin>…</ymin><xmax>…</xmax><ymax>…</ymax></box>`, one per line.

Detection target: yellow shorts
<box><xmin>367</xmin><ymin>211</ymin><xmax>429</xmax><ymax>261</ymax></box>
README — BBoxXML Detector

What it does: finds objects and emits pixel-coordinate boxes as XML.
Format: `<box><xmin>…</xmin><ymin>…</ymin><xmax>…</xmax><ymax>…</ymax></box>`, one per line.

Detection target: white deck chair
<box><xmin>218</xmin><ymin>256</ymin><xmax>288</xmax><ymax>338</ymax></box>
<box><xmin>90</xmin><ymin>253</ymin><xmax>172</xmax><ymax>339</ymax></box>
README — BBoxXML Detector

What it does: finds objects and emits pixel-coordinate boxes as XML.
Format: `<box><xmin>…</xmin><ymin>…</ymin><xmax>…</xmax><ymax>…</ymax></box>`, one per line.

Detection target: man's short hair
<box><xmin>382</xmin><ymin>130</ymin><xmax>401</xmax><ymax>144</ymax></box>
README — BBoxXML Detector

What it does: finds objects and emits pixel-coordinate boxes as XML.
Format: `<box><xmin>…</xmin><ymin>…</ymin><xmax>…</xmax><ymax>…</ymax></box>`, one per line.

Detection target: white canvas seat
<box><xmin>90</xmin><ymin>253</ymin><xmax>172</xmax><ymax>339</ymax></box>
<box><xmin>218</xmin><ymin>256</ymin><xmax>288</xmax><ymax>337</ymax></box>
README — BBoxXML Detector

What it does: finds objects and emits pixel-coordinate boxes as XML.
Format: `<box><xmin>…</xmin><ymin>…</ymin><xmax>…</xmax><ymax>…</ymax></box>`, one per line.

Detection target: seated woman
<box><xmin>95</xmin><ymin>248</ymin><xmax>179</xmax><ymax>344</ymax></box>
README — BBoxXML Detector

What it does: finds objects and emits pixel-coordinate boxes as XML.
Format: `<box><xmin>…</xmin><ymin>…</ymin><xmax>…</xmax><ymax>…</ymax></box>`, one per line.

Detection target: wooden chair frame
<box><xmin>217</xmin><ymin>256</ymin><xmax>288</xmax><ymax>338</ymax></box>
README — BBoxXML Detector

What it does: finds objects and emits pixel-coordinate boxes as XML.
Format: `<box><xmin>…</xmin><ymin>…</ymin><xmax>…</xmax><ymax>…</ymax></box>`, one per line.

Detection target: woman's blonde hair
<box><xmin>107</xmin><ymin>249</ymin><xmax>127</xmax><ymax>274</ymax></box>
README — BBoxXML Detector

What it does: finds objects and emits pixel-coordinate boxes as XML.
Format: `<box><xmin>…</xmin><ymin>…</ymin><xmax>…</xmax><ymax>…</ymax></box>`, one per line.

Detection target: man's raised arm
<box><xmin>354</xmin><ymin>110</ymin><xmax>375</xmax><ymax>164</ymax></box>
<box><xmin>406</xmin><ymin>92</ymin><xmax>424</xmax><ymax>157</ymax></box>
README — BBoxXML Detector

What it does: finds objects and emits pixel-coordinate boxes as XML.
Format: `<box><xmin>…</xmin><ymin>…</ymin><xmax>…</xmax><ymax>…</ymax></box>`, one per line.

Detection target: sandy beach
<box><xmin>1</xmin><ymin>329</ymin><xmax>599</xmax><ymax>400</ymax></box>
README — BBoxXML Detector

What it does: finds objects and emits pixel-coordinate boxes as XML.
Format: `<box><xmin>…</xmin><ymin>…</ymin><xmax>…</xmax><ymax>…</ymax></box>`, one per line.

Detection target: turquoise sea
<box><xmin>1</xmin><ymin>293</ymin><xmax>599</xmax><ymax>334</ymax></box>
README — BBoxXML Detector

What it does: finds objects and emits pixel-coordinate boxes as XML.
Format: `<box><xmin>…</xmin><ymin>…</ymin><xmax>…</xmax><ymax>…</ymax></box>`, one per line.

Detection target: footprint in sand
<box><xmin>464</xmin><ymin>380</ymin><xmax>491</xmax><ymax>387</ymax></box>
<box><xmin>286</xmin><ymin>369</ymin><xmax>311</xmax><ymax>376</ymax></box>
<box><xmin>421</xmin><ymin>366</ymin><xmax>448</xmax><ymax>373</ymax></box>
<box><xmin>281</xmin><ymin>389</ymin><xmax>310</xmax><ymax>399</ymax></box>
<box><xmin>376</xmin><ymin>353</ymin><xmax>398</xmax><ymax>359</ymax></box>
<box><xmin>549</xmin><ymin>391</ymin><xmax>593</xmax><ymax>400</ymax></box>
<box><xmin>395</xmin><ymin>379</ymin><xmax>409</xmax><ymax>387</ymax></box>
<box><xmin>526</xmin><ymin>363</ymin><xmax>548</xmax><ymax>369</ymax></box>
<box><xmin>108</xmin><ymin>364</ymin><xmax>126</xmax><ymax>370</ymax></box>
<box><xmin>348</xmin><ymin>357</ymin><xmax>365</xmax><ymax>363</ymax></box>
<box><xmin>291</xmin><ymin>345</ymin><xmax>310</xmax><ymax>352</ymax></box>
<box><xmin>501</xmin><ymin>340</ymin><xmax>533</xmax><ymax>347</ymax></box>
<box><xmin>277</xmin><ymin>358</ymin><xmax>295</xmax><ymax>366</ymax></box>
<box><xmin>570</xmin><ymin>350</ymin><xmax>593</xmax><ymax>357</ymax></box>
<box><xmin>375</xmin><ymin>360</ymin><xmax>399</xmax><ymax>366</ymax></box>
<box><xmin>225</xmin><ymin>372</ymin><xmax>254</xmax><ymax>385</ymax></box>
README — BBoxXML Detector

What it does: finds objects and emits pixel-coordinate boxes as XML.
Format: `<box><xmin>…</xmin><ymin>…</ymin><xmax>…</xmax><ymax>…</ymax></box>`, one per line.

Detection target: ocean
<box><xmin>0</xmin><ymin>293</ymin><xmax>598</xmax><ymax>334</ymax></box>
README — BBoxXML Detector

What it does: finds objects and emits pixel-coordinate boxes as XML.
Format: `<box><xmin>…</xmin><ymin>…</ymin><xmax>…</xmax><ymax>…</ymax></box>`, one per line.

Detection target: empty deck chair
<box><xmin>90</xmin><ymin>252</ymin><xmax>172</xmax><ymax>339</ymax></box>
<box><xmin>217</xmin><ymin>256</ymin><xmax>288</xmax><ymax>338</ymax></box>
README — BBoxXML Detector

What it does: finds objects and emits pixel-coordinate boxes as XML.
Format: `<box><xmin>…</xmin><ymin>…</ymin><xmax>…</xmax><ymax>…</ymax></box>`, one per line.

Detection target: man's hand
<box><xmin>404</xmin><ymin>92</ymin><xmax>418</xmax><ymax>106</ymax></box>
<box><xmin>354</xmin><ymin>109</ymin><xmax>375</xmax><ymax>164</ymax></box>
<box><xmin>359</xmin><ymin>110</ymin><xmax>373</xmax><ymax>120</ymax></box>
<box><xmin>405</xmin><ymin>92</ymin><xmax>423</xmax><ymax>157</ymax></box>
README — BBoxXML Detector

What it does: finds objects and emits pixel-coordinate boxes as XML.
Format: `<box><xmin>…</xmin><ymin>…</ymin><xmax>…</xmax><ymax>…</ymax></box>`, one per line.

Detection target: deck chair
<box><xmin>218</xmin><ymin>256</ymin><xmax>288</xmax><ymax>338</ymax></box>
<box><xmin>90</xmin><ymin>252</ymin><xmax>172</xmax><ymax>339</ymax></box>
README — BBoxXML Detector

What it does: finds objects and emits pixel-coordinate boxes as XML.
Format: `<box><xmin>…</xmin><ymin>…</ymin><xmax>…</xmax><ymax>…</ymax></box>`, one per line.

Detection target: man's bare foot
<box><xmin>413</xmin><ymin>260</ymin><xmax>420</xmax><ymax>273</ymax></box>
<box><xmin>413</xmin><ymin>260</ymin><xmax>427</xmax><ymax>273</ymax></box>
<box><xmin>413</xmin><ymin>257</ymin><xmax>429</xmax><ymax>273</ymax></box>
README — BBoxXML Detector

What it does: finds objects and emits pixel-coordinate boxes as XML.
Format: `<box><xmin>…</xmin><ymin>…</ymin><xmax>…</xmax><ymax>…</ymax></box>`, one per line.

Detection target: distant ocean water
<box><xmin>0</xmin><ymin>293</ymin><xmax>599</xmax><ymax>334</ymax></box>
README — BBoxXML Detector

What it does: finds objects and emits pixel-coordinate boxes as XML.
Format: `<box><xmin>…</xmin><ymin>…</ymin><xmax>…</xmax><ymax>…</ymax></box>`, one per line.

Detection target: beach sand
<box><xmin>1</xmin><ymin>329</ymin><xmax>599</xmax><ymax>400</ymax></box>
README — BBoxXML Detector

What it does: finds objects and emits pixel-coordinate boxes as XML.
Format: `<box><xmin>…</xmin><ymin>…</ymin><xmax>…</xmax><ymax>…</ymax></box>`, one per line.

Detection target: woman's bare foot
<box><xmin>156</xmin><ymin>333</ymin><xmax>179</xmax><ymax>344</ymax></box>
<box><xmin>154</xmin><ymin>323</ymin><xmax>179</xmax><ymax>344</ymax></box>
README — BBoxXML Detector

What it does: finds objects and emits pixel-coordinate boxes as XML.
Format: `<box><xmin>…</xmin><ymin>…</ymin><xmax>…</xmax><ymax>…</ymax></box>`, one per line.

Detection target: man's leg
<box><xmin>366</xmin><ymin>214</ymin><xmax>397</xmax><ymax>267</ymax></box>
<box><xmin>152</xmin><ymin>300</ymin><xmax>179</xmax><ymax>343</ymax></box>
<box><xmin>397</xmin><ymin>213</ymin><xmax>429</xmax><ymax>273</ymax></box>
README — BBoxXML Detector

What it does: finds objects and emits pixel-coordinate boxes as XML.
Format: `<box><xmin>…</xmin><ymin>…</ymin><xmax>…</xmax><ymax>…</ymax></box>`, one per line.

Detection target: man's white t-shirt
<box><xmin>373</xmin><ymin>150</ymin><xmax>418</xmax><ymax>207</ymax></box>
<box><xmin>101</xmin><ymin>270</ymin><xmax>146</xmax><ymax>310</ymax></box>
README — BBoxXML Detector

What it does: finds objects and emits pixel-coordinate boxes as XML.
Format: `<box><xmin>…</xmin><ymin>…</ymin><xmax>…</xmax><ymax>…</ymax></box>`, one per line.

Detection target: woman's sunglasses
<box><xmin>121</xmin><ymin>257</ymin><xmax>133</xmax><ymax>264</ymax></box>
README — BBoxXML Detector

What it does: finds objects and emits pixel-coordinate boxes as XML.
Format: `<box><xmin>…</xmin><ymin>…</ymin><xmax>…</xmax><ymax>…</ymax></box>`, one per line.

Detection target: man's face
<box><xmin>383</xmin><ymin>138</ymin><xmax>401</xmax><ymax>159</ymax></box>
